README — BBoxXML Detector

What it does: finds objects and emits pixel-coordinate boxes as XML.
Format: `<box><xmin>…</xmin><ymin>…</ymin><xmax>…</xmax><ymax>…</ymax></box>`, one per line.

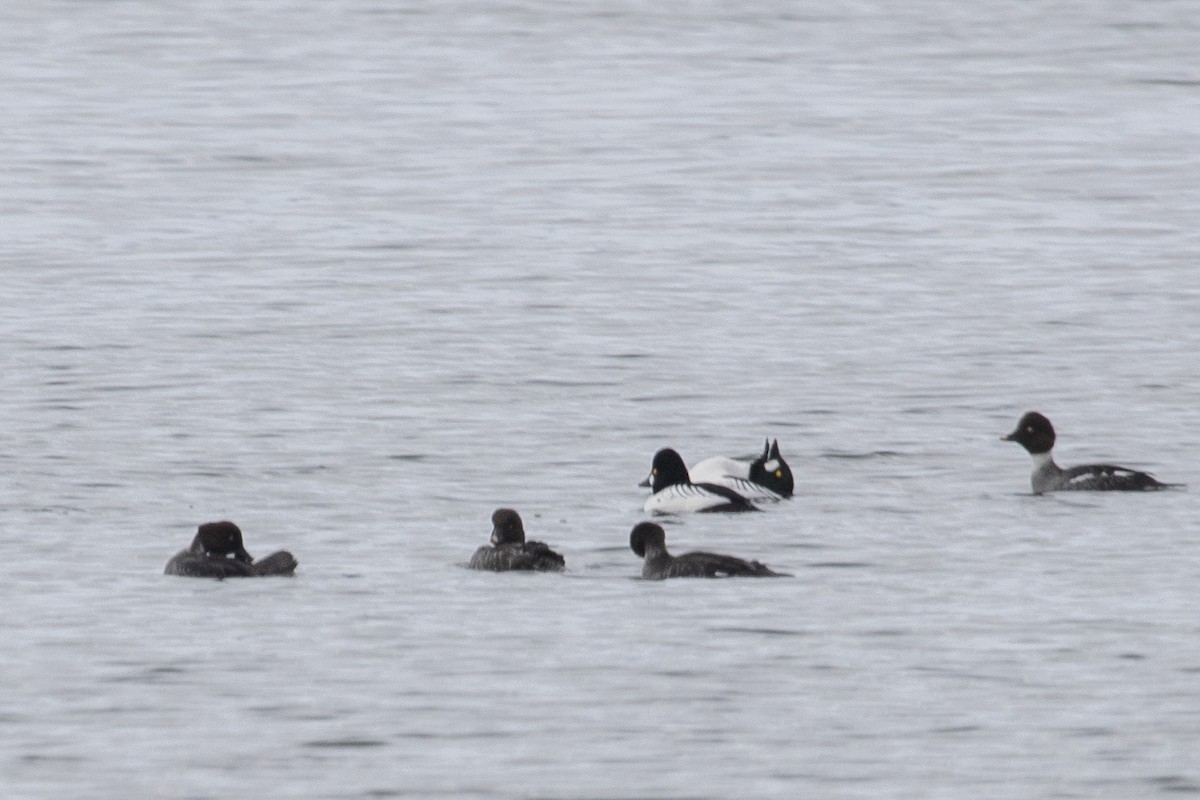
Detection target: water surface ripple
<box><xmin>3</xmin><ymin>1</ymin><xmax>1199</xmax><ymax>798</ymax></box>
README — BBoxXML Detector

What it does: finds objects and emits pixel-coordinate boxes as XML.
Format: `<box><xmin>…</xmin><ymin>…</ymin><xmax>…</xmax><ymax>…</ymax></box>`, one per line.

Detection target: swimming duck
<box><xmin>689</xmin><ymin>438</ymin><xmax>794</xmax><ymax>501</ymax></box>
<box><xmin>164</xmin><ymin>521</ymin><xmax>297</xmax><ymax>578</ymax></box>
<box><xmin>629</xmin><ymin>522</ymin><xmax>786</xmax><ymax>579</ymax></box>
<box><xmin>1001</xmin><ymin>411</ymin><xmax>1177</xmax><ymax>494</ymax></box>
<box><xmin>468</xmin><ymin>508</ymin><xmax>565</xmax><ymax>572</ymax></box>
<box><xmin>640</xmin><ymin>448</ymin><xmax>758</xmax><ymax>514</ymax></box>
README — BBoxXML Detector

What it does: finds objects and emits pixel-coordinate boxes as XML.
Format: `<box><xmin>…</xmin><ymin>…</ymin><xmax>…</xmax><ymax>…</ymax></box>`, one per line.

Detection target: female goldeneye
<box><xmin>639</xmin><ymin>448</ymin><xmax>758</xmax><ymax>514</ymax></box>
<box><xmin>629</xmin><ymin>522</ymin><xmax>787</xmax><ymax>579</ymax></box>
<box><xmin>164</xmin><ymin>521</ymin><xmax>298</xmax><ymax>578</ymax></box>
<box><xmin>1001</xmin><ymin>411</ymin><xmax>1177</xmax><ymax>494</ymax></box>
<box><xmin>688</xmin><ymin>438</ymin><xmax>794</xmax><ymax>501</ymax></box>
<box><xmin>468</xmin><ymin>508</ymin><xmax>565</xmax><ymax>572</ymax></box>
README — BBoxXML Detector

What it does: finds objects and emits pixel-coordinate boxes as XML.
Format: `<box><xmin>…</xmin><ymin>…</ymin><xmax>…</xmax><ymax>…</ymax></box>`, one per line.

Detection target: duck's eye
<box><xmin>1026</xmin><ymin>426</ymin><xmax>1034</xmax><ymax>433</ymax></box>
<box><xmin>775</xmin><ymin>469</ymin><xmax>783</xmax><ymax>478</ymax></box>
<box><xmin>652</xmin><ymin>468</ymin><xmax>658</xmax><ymax>476</ymax></box>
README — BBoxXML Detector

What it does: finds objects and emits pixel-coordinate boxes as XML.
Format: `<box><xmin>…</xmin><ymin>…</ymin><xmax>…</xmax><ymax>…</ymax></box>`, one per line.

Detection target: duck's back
<box><xmin>165</xmin><ymin>549</ymin><xmax>297</xmax><ymax>578</ymax></box>
<box><xmin>662</xmin><ymin>551</ymin><xmax>783</xmax><ymax>578</ymax></box>
<box><xmin>164</xmin><ymin>550</ymin><xmax>255</xmax><ymax>578</ymax></box>
<box><xmin>251</xmin><ymin>550</ymin><xmax>299</xmax><ymax>576</ymax></box>
<box><xmin>689</xmin><ymin>456</ymin><xmax>751</xmax><ymax>483</ymax></box>
<box><xmin>1056</xmin><ymin>463</ymin><xmax>1170</xmax><ymax>491</ymax></box>
<box><xmin>469</xmin><ymin>541</ymin><xmax>565</xmax><ymax>572</ymax></box>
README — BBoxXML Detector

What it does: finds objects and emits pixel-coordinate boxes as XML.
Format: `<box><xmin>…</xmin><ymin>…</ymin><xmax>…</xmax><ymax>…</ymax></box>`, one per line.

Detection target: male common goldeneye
<box><xmin>1001</xmin><ymin>411</ymin><xmax>1177</xmax><ymax>494</ymax></box>
<box><xmin>468</xmin><ymin>508</ymin><xmax>565</xmax><ymax>572</ymax></box>
<box><xmin>165</xmin><ymin>521</ymin><xmax>298</xmax><ymax>578</ymax></box>
<box><xmin>688</xmin><ymin>438</ymin><xmax>794</xmax><ymax>501</ymax></box>
<box><xmin>629</xmin><ymin>522</ymin><xmax>787</xmax><ymax>579</ymax></box>
<box><xmin>639</xmin><ymin>448</ymin><xmax>758</xmax><ymax>514</ymax></box>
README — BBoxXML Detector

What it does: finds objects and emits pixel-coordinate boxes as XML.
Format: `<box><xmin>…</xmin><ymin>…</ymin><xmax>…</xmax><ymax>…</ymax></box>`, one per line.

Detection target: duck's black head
<box><xmin>629</xmin><ymin>521</ymin><xmax>667</xmax><ymax>557</ymax></box>
<box><xmin>749</xmin><ymin>438</ymin><xmax>794</xmax><ymax>497</ymax></box>
<box><xmin>1001</xmin><ymin>411</ymin><xmax>1056</xmax><ymax>455</ymax></box>
<box><xmin>490</xmin><ymin>508</ymin><xmax>526</xmax><ymax>546</ymax></box>
<box><xmin>193</xmin><ymin>521</ymin><xmax>253</xmax><ymax>564</ymax></box>
<box><xmin>641</xmin><ymin>448</ymin><xmax>690</xmax><ymax>493</ymax></box>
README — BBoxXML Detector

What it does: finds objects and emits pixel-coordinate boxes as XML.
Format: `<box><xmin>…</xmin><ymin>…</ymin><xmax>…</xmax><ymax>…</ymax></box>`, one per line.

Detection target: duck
<box><xmin>468</xmin><ymin>508</ymin><xmax>565</xmax><ymax>572</ymax></box>
<box><xmin>688</xmin><ymin>438</ymin><xmax>794</xmax><ymax>501</ymax></box>
<box><xmin>639</xmin><ymin>448</ymin><xmax>758</xmax><ymax>514</ymax></box>
<box><xmin>629</xmin><ymin>522</ymin><xmax>787</xmax><ymax>579</ymax></box>
<box><xmin>164</xmin><ymin>521</ymin><xmax>297</xmax><ymax>578</ymax></box>
<box><xmin>1001</xmin><ymin>411</ymin><xmax>1178</xmax><ymax>494</ymax></box>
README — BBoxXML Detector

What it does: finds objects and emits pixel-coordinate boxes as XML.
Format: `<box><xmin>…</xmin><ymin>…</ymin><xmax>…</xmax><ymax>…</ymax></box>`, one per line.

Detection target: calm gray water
<box><xmin>3</xmin><ymin>1</ymin><xmax>1199</xmax><ymax>797</ymax></box>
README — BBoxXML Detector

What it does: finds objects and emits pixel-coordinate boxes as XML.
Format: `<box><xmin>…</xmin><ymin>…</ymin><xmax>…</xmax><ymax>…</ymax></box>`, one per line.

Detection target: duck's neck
<box><xmin>1030</xmin><ymin>451</ymin><xmax>1058</xmax><ymax>472</ymax></box>
<box><xmin>1029</xmin><ymin>450</ymin><xmax>1063</xmax><ymax>494</ymax></box>
<box><xmin>643</xmin><ymin>545</ymin><xmax>671</xmax><ymax>565</ymax></box>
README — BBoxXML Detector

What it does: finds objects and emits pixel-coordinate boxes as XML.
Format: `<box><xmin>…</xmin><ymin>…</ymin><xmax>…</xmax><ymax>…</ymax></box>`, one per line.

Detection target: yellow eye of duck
<box><xmin>775</xmin><ymin>469</ymin><xmax>783</xmax><ymax>478</ymax></box>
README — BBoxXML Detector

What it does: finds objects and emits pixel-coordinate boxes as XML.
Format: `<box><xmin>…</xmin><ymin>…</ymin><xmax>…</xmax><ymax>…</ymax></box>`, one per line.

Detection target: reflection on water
<box><xmin>3</xmin><ymin>0</ymin><xmax>1200</xmax><ymax>798</ymax></box>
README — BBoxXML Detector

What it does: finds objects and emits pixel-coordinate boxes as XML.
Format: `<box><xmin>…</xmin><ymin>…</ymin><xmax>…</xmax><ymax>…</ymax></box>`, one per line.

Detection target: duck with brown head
<box><xmin>1002</xmin><ymin>411</ymin><xmax>1178</xmax><ymax>494</ymax></box>
<box><xmin>468</xmin><ymin>508</ymin><xmax>565</xmax><ymax>572</ymax></box>
<box><xmin>629</xmin><ymin>521</ymin><xmax>787</xmax><ymax>579</ymax></box>
<box><xmin>165</xmin><ymin>521</ymin><xmax>298</xmax><ymax>578</ymax></box>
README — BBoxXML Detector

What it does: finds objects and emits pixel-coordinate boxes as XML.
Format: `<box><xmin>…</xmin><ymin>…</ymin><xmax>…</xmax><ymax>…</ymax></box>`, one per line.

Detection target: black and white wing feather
<box><xmin>703</xmin><ymin>475</ymin><xmax>785</xmax><ymax>504</ymax></box>
<box><xmin>1059</xmin><ymin>463</ymin><xmax>1172</xmax><ymax>492</ymax></box>
<box><xmin>643</xmin><ymin>482</ymin><xmax>758</xmax><ymax>514</ymax></box>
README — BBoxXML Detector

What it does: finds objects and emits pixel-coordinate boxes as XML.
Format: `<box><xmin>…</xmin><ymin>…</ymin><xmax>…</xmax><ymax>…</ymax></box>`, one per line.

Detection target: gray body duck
<box><xmin>629</xmin><ymin>522</ymin><xmax>786</xmax><ymax>579</ymax></box>
<box><xmin>1002</xmin><ymin>411</ymin><xmax>1177</xmax><ymax>494</ymax></box>
<box><xmin>165</xmin><ymin>521</ymin><xmax>297</xmax><ymax>578</ymax></box>
<box><xmin>469</xmin><ymin>508</ymin><xmax>565</xmax><ymax>572</ymax></box>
